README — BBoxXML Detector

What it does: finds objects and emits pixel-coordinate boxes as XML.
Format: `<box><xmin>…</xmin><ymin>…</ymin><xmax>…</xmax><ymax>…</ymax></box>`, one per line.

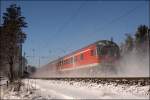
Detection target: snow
<box><xmin>24</xmin><ymin>79</ymin><xmax>150</xmax><ymax>99</ymax></box>
<box><xmin>0</xmin><ymin>77</ymin><xmax>8</xmax><ymax>86</ymax></box>
<box><xmin>0</xmin><ymin>81</ymin><xmax>49</xmax><ymax>99</ymax></box>
<box><xmin>1</xmin><ymin>79</ymin><xmax>149</xmax><ymax>99</ymax></box>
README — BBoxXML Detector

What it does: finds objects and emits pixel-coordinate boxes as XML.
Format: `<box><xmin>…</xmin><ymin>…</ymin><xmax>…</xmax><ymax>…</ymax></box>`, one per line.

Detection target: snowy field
<box><xmin>1</xmin><ymin>79</ymin><xmax>149</xmax><ymax>99</ymax></box>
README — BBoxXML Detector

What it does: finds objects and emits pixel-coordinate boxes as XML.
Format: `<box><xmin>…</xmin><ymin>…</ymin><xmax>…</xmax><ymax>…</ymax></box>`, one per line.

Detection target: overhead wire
<box><xmin>78</xmin><ymin>4</ymin><xmax>144</xmax><ymax>42</ymax></box>
<box><xmin>53</xmin><ymin>2</ymin><xmax>86</xmax><ymax>36</ymax></box>
<box><xmin>93</xmin><ymin>4</ymin><xmax>143</xmax><ymax>34</ymax></box>
<box><xmin>48</xmin><ymin>2</ymin><xmax>86</xmax><ymax>57</ymax></box>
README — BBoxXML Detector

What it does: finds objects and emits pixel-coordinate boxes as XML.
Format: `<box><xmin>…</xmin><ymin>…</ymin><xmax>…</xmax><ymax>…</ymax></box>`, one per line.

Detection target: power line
<box><xmin>53</xmin><ymin>2</ymin><xmax>86</xmax><ymax>36</ymax></box>
<box><xmin>45</xmin><ymin>2</ymin><xmax>86</xmax><ymax>58</ymax></box>
<box><xmin>94</xmin><ymin>4</ymin><xmax>143</xmax><ymax>34</ymax></box>
<box><xmin>78</xmin><ymin>4</ymin><xmax>144</xmax><ymax>42</ymax></box>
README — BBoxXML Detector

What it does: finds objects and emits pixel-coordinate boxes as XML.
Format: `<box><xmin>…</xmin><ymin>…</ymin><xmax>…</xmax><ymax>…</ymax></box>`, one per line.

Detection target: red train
<box><xmin>34</xmin><ymin>40</ymin><xmax>120</xmax><ymax>77</ymax></box>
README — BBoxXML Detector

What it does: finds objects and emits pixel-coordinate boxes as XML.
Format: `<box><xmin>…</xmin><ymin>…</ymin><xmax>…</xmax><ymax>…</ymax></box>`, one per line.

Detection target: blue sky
<box><xmin>1</xmin><ymin>0</ymin><xmax>149</xmax><ymax>67</ymax></box>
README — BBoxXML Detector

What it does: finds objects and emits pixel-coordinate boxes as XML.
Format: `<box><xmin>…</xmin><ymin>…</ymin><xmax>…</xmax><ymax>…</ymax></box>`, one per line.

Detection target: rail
<box><xmin>29</xmin><ymin>77</ymin><xmax>150</xmax><ymax>86</ymax></box>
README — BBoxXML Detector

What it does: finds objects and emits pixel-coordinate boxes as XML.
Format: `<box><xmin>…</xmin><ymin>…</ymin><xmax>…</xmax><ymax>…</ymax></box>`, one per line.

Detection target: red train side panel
<box><xmin>58</xmin><ymin>44</ymin><xmax>100</xmax><ymax>71</ymax></box>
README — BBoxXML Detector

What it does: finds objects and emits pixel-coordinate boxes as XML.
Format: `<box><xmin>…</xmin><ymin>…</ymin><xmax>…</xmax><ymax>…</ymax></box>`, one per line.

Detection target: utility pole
<box><xmin>32</xmin><ymin>49</ymin><xmax>35</xmax><ymax>66</ymax></box>
<box><xmin>19</xmin><ymin>31</ymin><xmax>26</xmax><ymax>78</ymax></box>
<box><xmin>23</xmin><ymin>52</ymin><xmax>26</xmax><ymax>77</ymax></box>
<box><xmin>19</xmin><ymin>40</ymin><xmax>23</xmax><ymax>78</ymax></box>
<box><xmin>39</xmin><ymin>57</ymin><xmax>40</xmax><ymax>68</ymax></box>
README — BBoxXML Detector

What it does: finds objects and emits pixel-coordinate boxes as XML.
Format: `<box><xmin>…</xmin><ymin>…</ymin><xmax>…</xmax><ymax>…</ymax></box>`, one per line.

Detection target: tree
<box><xmin>0</xmin><ymin>26</ymin><xmax>4</xmax><ymax>74</ymax></box>
<box><xmin>124</xmin><ymin>33</ymin><xmax>134</xmax><ymax>53</ymax></box>
<box><xmin>1</xmin><ymin>4</ymin><xmax>27</xmax><ymax>82</ymax></box>
<box><xmin>135</xmin><ymin>25</ymin><xmax>149</xmax><ymax>44</ymax></box>
<box><xmin>135</xmin><ymin>25</ymin><xmax>149</xmax><ymax>54</ymax></box>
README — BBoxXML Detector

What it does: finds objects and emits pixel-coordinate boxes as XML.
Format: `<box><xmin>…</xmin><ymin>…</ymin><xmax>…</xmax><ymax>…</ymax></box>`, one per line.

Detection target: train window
<box><xmin>74</xmin><ymin>56</ymin><xmax>78</xmax><ymax>62</ymax></box>
<box><xmin>100</xmin><ymin>47</ymin><xmax>108</xmax><ymax>55</ymax></box>
<box><xmin>68</xmin><ymin>58</ymin><xmax>70</xmax><ymax>64</ymax></box>
<box><xmin>61</xmin><ymin>61</ymin><xmax>63</xmax><ymax>64</ymax></box>
<box><xmin>63</xmin><ymin>60</ymin><xmax>65</xmax><ymax>65</ymax></box>
<box><xmin>67</xmin><ymin>59</ymin><xmax>69</xmax><ymax>64</ymax></box>
<box><xmin>59</xmin><ymin>61</ymin><xmax>61</xmax><ymax>66</ymax></box>
<box><xmin>66</xmin><ymin>60</ymin><xmax>68</xmax><ymax>64</ymax></box>
<box><xmin>97</xmin><ymin>47</ymin><xmax>101</xmax><ymax>55</ymax></box>
<box><xmin>64</xmin><ymin>60</ymin><xmax>65</xmax><ymax>64</ymax></box>
<box><xmin>70</xmin><ymin>57</ymin><xmax>73</xmax><ymax>64</ymax></box>
<box><xmin>64</xmin><ymin>60</ymin><xmax>67</xmax><ymax>64</ymax></box>
<box><xmin>80</xmin><ymin>54</ymin><xmax>84</xmax><ymax>60</ymax></box>
<box><xmin>91</xmin><ymin>49</ymin><xmax>96</xmax><ymax>56</ymax></box>
<box><xmin>66</xmin><ymin>58</ymin><xmax>73</xmax><ymax>64</ymax></box>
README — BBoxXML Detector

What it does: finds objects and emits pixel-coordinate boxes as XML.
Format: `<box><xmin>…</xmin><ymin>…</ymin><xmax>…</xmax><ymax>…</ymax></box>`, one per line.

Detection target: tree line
<box><xmin>120</xmin><ymin>25</ymin><xmax>149</xmax><ymax>56</ymax></box>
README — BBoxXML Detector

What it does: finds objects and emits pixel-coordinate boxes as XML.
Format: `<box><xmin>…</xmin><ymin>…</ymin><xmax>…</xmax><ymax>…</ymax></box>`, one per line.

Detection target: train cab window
<box><xmin>91</xmin><ymin>49</ymin><xmax>96</xmax><ymax>56</ymax></box>
<box><xmin>80</xmin><ymin>54</ymin><xmax>84</xmax><ymax>60</ymax></box>
<box><xmin>101</xmin><ymin>47</ymin><xmax>108</xmax><ymax>55</ymax></box>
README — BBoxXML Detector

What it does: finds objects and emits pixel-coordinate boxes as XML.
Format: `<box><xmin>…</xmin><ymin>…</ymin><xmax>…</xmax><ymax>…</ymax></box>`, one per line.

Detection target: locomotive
<box><xmin>34</xmin><ymin>40</ymin><xmax>120</xmax><ymax>78</ymax></box>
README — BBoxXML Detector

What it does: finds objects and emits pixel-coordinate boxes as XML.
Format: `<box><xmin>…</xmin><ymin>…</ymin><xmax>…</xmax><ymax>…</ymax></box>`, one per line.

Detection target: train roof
<box><xmin>52</xmin><ymin>40</ymin><xmax>118</xmax><ymax>61</ymax></box>
<box><xmin>95</xmin><ymin>40</ymin><xmax>119</xmax><ymax>47</ymax></box>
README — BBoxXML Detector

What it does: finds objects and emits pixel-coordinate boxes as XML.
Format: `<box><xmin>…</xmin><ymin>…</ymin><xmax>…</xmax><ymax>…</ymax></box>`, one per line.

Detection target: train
<box><xmin>33</xmin><ymin>40</ymin><xmax>120</xmax><ymax>78</ymax></box>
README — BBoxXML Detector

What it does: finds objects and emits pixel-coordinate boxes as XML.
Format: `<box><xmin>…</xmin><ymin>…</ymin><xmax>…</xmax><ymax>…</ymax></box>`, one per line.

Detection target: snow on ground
<box><xmin>1</xmin><ymin>79</ymin><xmax>149</xmax><ymax>99</ymax></box>
<box><xmin>0</xmin><ymin>81</ymin><xmax>50</xmax><ymax>99</ymax></box>
<box><xmin>23</xmin><ymin>79</ymin><xmax>149</xmax><ymax>99</ymax></box>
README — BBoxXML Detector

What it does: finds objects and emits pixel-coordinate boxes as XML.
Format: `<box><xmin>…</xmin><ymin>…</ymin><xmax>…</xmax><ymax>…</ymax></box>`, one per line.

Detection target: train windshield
<box><xmin>99</xmin><ymin>46</ymin><xmax>118</xmax><ymax>57</ymax></box>
<box><xmin>96</xmin><ymin>40</ymin><xmax>119</xmax><ymax>57</ymax></box>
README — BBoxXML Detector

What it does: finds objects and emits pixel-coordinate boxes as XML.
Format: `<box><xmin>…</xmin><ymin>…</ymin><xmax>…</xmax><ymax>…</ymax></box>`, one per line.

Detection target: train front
<box><xmin>96</xmin><ymin>40</ymin><xmax>120</xmax><ymax>67</ymax></box>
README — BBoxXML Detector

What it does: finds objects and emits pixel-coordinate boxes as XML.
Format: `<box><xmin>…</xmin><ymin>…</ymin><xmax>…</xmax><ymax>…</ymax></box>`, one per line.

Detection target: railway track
<box><xmin>30</xmin><ymin>77</ymin><xmax>150</xmax><ymax>86</ymax></box>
